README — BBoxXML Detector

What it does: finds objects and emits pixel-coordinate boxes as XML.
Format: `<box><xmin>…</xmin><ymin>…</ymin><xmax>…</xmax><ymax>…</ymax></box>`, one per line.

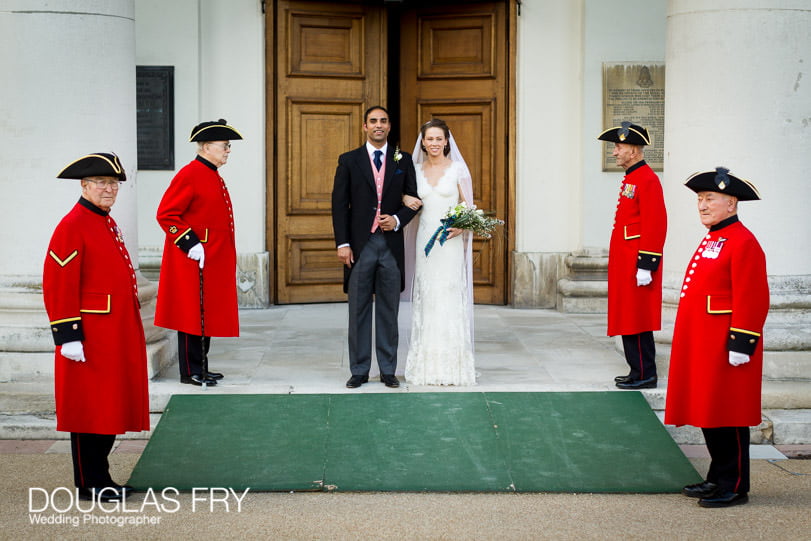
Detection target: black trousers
<box><xmin>70</xmin><ymin>432</ymin><xmax>116</xmax><ymax>489</ymax></box>
<box><xmin>177</xmin><ymin>331</ymin><xmax>211</xmax><ymax>378</ymax></box>
<box><xmin>621</xmin><ymin>331</ymin><xmax>657</xmax><ymax>380</ymax></box>
<box><xmin>347</xmin><ymin>232</ymin><xmax>400</xmax><ymax>376</ymax></box>
<box><xmin>702</xmin><ymin>426</ymin><xmax>750</xmax><ymax>494</ymax></box>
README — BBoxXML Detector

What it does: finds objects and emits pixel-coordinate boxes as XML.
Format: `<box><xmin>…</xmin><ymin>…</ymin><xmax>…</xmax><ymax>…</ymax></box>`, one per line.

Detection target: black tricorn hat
<box><xmin>685</xmin><ymin>167</ymin><xmax>761</xmax><ymax>201</ymax></box>
<box><xmin>57</xmin><ymin>153</ymin><xmax>127</xmax><ymax>181</ymax></box>
<box><xmin>189</xmin><ymin>119</ymin><xmax>243</xmax><ymax>142</ymax></box>
<box><xmin>597</xmin><ymin>121</ymin><xmax>651</xmax><ymax>146</ymax></box>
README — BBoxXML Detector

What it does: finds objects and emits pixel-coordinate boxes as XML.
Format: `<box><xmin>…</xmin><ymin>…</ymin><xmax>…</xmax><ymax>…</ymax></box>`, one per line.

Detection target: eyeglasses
<box><xmin>207</xmin><ymin>142</ymin><xmax>231</xmax><ymax>150</ymax></box>
<box><xmin>85</xmin><ymin>179</ymin><xmax>121</xmax><ymax>190</ymax></box>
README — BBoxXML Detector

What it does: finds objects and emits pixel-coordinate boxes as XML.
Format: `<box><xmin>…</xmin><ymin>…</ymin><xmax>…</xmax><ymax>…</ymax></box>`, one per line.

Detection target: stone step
<box><xmin>3</xmin><ymin>381</ymin><xmax>810</xmax><ymax>443</ymax></box>
<box><xmin>564</xmin><ymin>253</ymin><xmax>608</xmax><ymax>280</ymax></box>
<box><xmin>555</xmin><ymin>251</ymin><xmax>608</xmax><ymax>313</ymax></box>
<box><xmin>556</xmin><ymin>279</ymin><xmax>607</xmax><ymax>313</ymax></box>
<box><xmin>0</xmin><ymin>336</ymin><xmax>174</xmax><ymax>382</ymax></box>
<box><xmin>654</xmin><ymin>410</ymin><xmax>811</xmax><ymax>446</ymax></box>
<box><xmin>2</xmin><ymin>408</ymin><xmax>807</xmax><ymax>445</ymax></box>
<box><xmin>632</xmin><ymin>337</ymin><xmax>811</xmax><ymax>383</ymax></box>
<box><xmin>0</xmin><ymin>413</ymin><xmax>159</xmax><ymax>440</ymax></box>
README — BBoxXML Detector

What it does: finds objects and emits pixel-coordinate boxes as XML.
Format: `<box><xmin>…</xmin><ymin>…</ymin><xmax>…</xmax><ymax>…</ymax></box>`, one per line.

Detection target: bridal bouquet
<box><xmin>424</xmin><ymin>202</ymin><xmax>504</xmax><ymax>255</ymax></box>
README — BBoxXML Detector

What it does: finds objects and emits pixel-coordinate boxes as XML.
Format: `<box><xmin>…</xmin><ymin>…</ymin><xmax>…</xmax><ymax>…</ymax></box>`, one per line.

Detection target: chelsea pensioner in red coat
<box><xmin>665</xmin><ymin>168</ymin><xmax>769</xmax><ymax>509</ymax></box>
<box><xmin>43</xmin><ymin>159</ymin><xmax>149</xmax><ymax>436</ymax></box>
<box><xmin>154</xmin><ymin>156</ymin><xmax>239</xmax><ymax>337</ymax></box>
<box><xmin>43</xmin><ymin>152</ymin><xmax>149</xmax><ymax>501</ymax></box>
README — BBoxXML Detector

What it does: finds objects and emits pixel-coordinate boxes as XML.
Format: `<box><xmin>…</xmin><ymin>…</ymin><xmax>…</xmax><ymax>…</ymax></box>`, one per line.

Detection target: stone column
<box><xmin>661</xmin><ymin>1</ymin><xmax>811</xmax><ymax>380</ymax></box>
<box><xmin>513</xmin><ymin>0</ymin><xmax>585</xmax><ymax>307</ymax></box>
<box><xmin>0</xmin><ymin>1</ymin><xmax>170</xmax><ymax>381</ymax></box>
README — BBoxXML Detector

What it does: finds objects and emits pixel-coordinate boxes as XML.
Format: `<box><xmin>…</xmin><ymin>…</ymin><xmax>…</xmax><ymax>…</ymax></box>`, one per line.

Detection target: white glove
<box><xmin>729</xmin><ymin>351</ymin><xmax>750</xmax><ymax>366</ymax></box>
<box><xmin>636</xmin><ymin>268</ymin><xmax>653</xmax><ymax>286</ymax></box>
<box><xmin>61</xmin><ymin>341</ymin><xmax>85</xmax><ymax>362</ymax></box>
<box><xmin>187</xmin><ymin>243</ymin><xmax>205</xmax><ymax>269</ymax></box>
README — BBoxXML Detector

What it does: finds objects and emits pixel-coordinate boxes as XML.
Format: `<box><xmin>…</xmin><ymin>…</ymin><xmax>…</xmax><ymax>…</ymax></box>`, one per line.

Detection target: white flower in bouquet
<box><xmin>424</xmin><ymin>202</ymin><xmax>504</xmax><ymax>255</ymax></box>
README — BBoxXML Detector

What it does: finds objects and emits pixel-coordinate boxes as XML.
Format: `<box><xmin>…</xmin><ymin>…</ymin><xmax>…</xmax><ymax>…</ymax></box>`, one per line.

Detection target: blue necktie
<box><xmin>373</xmin><ymin>150</ymin><xmax>382</xmax><ymax>171</ymax></box>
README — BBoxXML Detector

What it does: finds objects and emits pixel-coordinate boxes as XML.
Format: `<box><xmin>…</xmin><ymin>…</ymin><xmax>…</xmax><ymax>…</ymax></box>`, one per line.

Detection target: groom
<box><xmin>331</xmin><ymin>105</ymin><xmax>421</xmax><ymax>388</ymax></box>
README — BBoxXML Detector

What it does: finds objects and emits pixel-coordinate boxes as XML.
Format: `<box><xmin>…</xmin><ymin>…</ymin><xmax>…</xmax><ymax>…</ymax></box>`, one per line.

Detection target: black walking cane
<box><xmin>199</xmin><ymin>267</ymin><xmax>209</xmax><ymax>391</ymax></box>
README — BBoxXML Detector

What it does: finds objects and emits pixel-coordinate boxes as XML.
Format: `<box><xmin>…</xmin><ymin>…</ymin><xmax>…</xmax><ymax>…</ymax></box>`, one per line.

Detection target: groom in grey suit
<box><xmin>331</xmin><ymin>106</ymin><xmax>420</xmax><ymax>388</ymax></box>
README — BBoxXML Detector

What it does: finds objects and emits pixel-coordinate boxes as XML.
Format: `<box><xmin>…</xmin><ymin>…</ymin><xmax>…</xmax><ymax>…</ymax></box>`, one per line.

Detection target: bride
<box><xmin>402</xmin><ymin>119</ymin><xmax>475</xmax><ymax>385</ymax></box>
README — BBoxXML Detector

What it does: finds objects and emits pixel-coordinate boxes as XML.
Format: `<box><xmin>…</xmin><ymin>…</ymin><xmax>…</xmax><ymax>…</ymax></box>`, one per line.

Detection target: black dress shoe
<box><xmin>78</xmin><ymin>487</ymin><xmax>126</xmax><ymax>502</ymax></box>
<box><xmin>698</xmin><ymin>491</ymin><xmax>749</xmax><ymax>508</ymax></box>
<box><xmin>614</xmin><ymin>375</ymin><xmax>633</xmax><ymax>383</ymax></box>
<box><xmin>181</xmin><ymin>374</ymin><xmax>218</xmax><ymax>386</ymax></box>
<box><xmin>206</xmin><ymin>371</ymin><xmax>224</xmax><ymax>380</ymax></box>
<box><xmin>346</xmin><ymin>375</ymin><xmax>369</xmax><ymax>388</ymax></box>
<box><xmin>380</xmin><ymin>374</ymin><xmax>400</xmax><ymax>388</ymax></box>
<box><xmin>682</xmin><ymin>481</ymin><xmax>719</xmax><ymax>498</ymax></box>
<box><xmin>616</xmin><ymin>376</ymin><xmax>658</xmax><ymax>389</ymax></box>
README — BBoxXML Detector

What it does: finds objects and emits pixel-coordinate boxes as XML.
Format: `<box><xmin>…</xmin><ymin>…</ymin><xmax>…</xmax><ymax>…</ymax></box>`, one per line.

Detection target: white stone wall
<box><xmin>134</xmin><ymin>0</ymin><xmax>201</xmax><ymax>260</ymax></box>
<box><xmin>581</xmin><ymin>0</ymin><xmax>667</xmax><ymax>250</ymax></box>
<box><xmin>1</xmin><ymin>0</ymin><xmax>139</xmax><ymax>280</ymax></box>
<box><xmin>513</xmin><ymin>0</ymin><xmax>666</xmax><ymax>306</ymax></box>
<box><xmin>134</xmin><ymin>0</ymin><xmax>266</xmax><ymax>255</ymax></box>
<box><xmin>663</xmin><ymin>0</ymin><xmax>811</xmax><ymax>281</ymax></box>
<box><xmin>516</xmin><ymin>0</ymin><xmax>584</xmax><ymax>254</ymax></box>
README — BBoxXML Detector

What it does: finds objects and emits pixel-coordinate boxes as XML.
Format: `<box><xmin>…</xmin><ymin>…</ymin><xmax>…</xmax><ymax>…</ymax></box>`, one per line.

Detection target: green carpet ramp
<box><xmin>486</xmin><ymin>392</ymin><xmax>696</xmax><ymax>492</ymax></box>
<box><xmin>131</xmin><ymin>395</ymin><xmax>330</xmax><ymax>491</ymax></box>
<box><xmin>128</xmin><ymin>392</ymin><xmax>701</xmax><ymax>493</ymax></box>
<box><xmin>327</xmin><ymin>393</ymin><xmax>513</xmax><ymax>491</ymax></box>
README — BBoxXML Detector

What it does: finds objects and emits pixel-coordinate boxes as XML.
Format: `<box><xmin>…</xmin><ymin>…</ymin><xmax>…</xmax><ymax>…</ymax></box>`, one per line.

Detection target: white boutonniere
<box><xmin>393</xmin><ymin>146</ymin><xmax>402</xmax><ymax>163</ymax></box>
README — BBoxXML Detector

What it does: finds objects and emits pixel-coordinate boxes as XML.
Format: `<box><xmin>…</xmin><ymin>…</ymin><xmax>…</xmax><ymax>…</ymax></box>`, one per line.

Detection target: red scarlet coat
<box><xmin>43</xmin><ymin>198</ymin><xmax>150</xmax><ymax>435</ymax></box>
<box><xmin>607</xmin><ymin>161</ymin><xmax>667</xmax><ymax>336</ymax></box>
<box><xmin>155</xmin><ymin>157</ymin><xmax>239</xmax><ymax>336</ymax></box>
<box><xmin>665</xmin><ymin>217</ymin><xmax>769</xmax><ymax>428</ymax></box>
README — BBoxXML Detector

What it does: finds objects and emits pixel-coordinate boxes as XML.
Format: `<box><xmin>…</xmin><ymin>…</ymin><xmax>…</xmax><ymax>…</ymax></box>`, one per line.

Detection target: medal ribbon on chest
<box><xmin>621</xmin><ymin>183</ymin><xmax>636</xmax><ymax>199</ymax></box>
<box><xmin>701</xmin><ymin>237</ymin><xmax>727</xmax><ymax>259</ymax></box>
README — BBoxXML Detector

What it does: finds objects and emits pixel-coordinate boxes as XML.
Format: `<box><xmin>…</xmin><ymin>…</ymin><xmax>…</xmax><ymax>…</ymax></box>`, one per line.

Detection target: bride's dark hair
<box><xmin>420</xmin><ymin>119</ymin><xmax>451</xmax><ymax>156</ymax></box>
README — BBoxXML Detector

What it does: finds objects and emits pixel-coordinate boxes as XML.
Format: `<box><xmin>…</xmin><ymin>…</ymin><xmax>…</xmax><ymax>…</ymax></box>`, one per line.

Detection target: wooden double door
<box><xmin>268</xmin><ymin>0</ymin><xmax>514</xmax><ymax>304</ymax></box>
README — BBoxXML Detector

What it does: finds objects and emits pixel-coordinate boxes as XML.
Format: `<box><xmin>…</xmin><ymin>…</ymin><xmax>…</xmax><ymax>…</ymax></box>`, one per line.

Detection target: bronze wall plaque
<box><xmin>136</xmin><ymin>66</ymin><xmax>174</xmax><ymax>170</ymax></box>
<box><xmin>602</xmin><ymin>63</ymin><xmax>665</xmax><ymax>172</ymax></box>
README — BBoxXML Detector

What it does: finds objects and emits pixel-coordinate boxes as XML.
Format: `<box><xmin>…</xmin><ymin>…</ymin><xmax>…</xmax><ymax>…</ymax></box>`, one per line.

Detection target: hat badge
<box><xmin>618</xmin><ymin>121</ymin><xmax>632</xmax><ymax>142</ymax></box>
<box><xmin>714</xmin><ymin>167</ymin><xmax>730</xmax><ymax>191</ymax></box>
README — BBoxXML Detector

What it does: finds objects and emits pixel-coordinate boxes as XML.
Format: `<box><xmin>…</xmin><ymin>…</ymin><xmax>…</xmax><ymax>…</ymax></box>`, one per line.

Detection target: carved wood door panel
<box><xmin>272</xmin><ymin>1</ymin><xmax>385</xmax><ymax>303</ymax></box>
<box><xmin>270</xmin><ymin>1</ymin><xmax>511</xmax><ymax>304</ymax></box>
<box><xmin>399</xmin><ymin>2</ymin><xmax>510</xmax><ymax>304</ymax></box>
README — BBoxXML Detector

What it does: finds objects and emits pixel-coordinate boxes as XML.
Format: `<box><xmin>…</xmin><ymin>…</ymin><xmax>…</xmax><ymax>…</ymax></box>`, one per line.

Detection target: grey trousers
<box><xmin>347</xmin><ymin>232</ymin><xmax>400</xmax><ymax>376</ymax></box>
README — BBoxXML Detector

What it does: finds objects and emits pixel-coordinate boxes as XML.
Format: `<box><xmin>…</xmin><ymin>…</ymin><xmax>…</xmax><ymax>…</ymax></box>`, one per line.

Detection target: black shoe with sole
<box><xmin>380</xmin><ymin>374</ymin><xmax>400</xmax><ymax>388</ymax></box>
<box><xmin>181</xmin><ymin>374</ymin><xmax>218</xmax><ymax>386</ymax></box>
<box><xmin>698</xmin><ymin>491</ymin><xmax>749</xmax><ymax>508</ymax></box>
<box><xmin>682</xmin><ymin>481</ymin><xmax>718</xmax><ymax>498</ymax></box>
<box><xmin>615</xmin><ymin>376</ymin><xmax>657</xmax><ymax>389</ymax></box>
<box><xmin>346</xmin><ymin>375</ymin><xmax>369</xmax><ymax>388</ymax></box>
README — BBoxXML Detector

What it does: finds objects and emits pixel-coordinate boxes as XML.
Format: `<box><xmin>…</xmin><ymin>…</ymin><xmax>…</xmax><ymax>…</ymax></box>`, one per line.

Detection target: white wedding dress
<box><xmin>405</xmin><ymin>161</ymin><xmax>476</xmax><ymax>385</ymax></box>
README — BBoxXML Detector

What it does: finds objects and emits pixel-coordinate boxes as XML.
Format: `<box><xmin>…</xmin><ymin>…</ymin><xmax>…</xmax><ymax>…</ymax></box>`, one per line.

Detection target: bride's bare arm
<box><xmin>458</xmin><ymin>183</ymin><xmax>472</xmax><ymax>206</ymax></box>
<box><xmin>403</xmin><ymin>194</ymin><xmax>422</xmax><ymax>210</ymax></box>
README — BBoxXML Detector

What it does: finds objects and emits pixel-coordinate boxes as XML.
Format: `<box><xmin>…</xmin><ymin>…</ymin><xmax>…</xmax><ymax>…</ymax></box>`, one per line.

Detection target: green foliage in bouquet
<box><xmin>424</xmin><ymin>202</ymin><xmax>505</xmax><ymax>256</ymax></box>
